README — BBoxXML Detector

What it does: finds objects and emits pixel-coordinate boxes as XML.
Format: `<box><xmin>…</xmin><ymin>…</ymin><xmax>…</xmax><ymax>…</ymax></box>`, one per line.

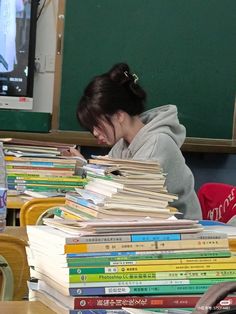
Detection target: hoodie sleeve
<box><xmin>152</xmin><ymin>134</ymin><xmax>202</xmax><ymax>219</ymax></box>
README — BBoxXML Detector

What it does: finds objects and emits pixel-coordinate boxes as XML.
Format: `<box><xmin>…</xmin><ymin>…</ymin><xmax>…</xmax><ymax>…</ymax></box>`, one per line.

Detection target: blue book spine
<box><xmin>69</xmin><ymin>287</ymin><xmax>105</xmax><ymax>296</ymax></box>
<box><xmin>30</xmin><ymin>161</ymin><xmax>54</xmax><ymax>166</ymax></box>
<box><xmin>66</xmin><ymin>194</ymin><xmax>97</xmax><ymax>210</ymax></box>
<box><xmin>67</xmin><ymin>251</ymin><xmax>138</xmax><ymax>258</ymax></box>
<box><xmin>131</xmin><ymin>234</ymin><xmax>180</xmax><ymax>242</ymax></box>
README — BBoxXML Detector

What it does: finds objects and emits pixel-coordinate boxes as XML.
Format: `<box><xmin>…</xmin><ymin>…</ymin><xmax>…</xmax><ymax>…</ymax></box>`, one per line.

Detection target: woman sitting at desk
<box><xmin>70</xmin><ymin>62</ymin><xmax>201</xmax><ymax>220</ymax></box>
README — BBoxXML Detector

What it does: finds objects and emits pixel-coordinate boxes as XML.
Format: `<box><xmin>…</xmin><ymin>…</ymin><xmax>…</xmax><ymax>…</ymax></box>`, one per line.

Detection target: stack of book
<box><xmin>1</xmin><ymin>138</ymin><xmax>87</xmax><ymax>196</ymax></box>
<box><xmin>52</xmin><ymin>156</ymin><xmax>179</xmax><ymax>221</ymax></box>
<box><xmin>26</xmin><ymin>218</ymin><xmax>236</xmax><ymax>313</ymax></box>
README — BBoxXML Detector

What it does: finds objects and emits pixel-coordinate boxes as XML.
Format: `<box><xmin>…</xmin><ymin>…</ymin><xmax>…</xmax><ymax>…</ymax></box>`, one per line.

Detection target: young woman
<box><xmin>76</xmin><ymin>63</ymin><xmax>202</xmax><ymax>219</ymax></box>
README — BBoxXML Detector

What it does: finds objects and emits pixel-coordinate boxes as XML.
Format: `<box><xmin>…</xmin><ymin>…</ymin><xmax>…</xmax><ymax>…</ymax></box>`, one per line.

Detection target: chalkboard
<box><xmin>59</xmin><ymin>0</ymin><xmax>236</xmax><ymax>139</ymax></box>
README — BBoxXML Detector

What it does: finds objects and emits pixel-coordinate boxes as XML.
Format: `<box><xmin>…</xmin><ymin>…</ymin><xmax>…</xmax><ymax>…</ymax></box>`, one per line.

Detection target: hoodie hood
<box><xmin>139</xmin><ymin>104</ymin><xmax>186</xmax><ymax>148</ymax></box>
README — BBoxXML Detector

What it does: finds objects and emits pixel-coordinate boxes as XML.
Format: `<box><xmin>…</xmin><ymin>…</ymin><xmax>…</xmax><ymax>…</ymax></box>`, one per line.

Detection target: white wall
<box><xmin>33</xmin><ymin>0</ymin><xmax>58</xmax><ymax>113</ymax></box>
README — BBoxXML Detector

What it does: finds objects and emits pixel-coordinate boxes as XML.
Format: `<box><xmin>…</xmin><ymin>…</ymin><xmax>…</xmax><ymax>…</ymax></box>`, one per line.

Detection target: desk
<box><xmin>0</xmin><ymin>301</ymin><xmax>56</xmax><ymax>313</ymax></box>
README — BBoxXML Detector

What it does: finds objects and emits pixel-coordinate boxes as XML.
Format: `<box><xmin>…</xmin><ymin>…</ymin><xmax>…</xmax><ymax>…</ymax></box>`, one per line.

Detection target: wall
<box><xmin>32</xmin><ymin>1</ymin><xmax>236</xmax><ymax>190</ymax></box>
<box><xmin>184</xmin><ymin>153</ymin><xmax>236</xmax><ymax>192</ymax></box>
<box><xmin>33</xmin><ymin>0</ymin><xmax>58</xmax><ymax>113</ymax></box>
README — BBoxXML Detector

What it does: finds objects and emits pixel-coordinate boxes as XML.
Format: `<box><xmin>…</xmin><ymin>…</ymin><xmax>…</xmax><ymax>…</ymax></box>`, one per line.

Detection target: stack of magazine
<box><xmin>1</xmin><ymin>138</ymin><xmax>87</xmax><ymax>197</ymax></box>
<box><xmin>25</xmin><ymin>156</ymin><xmax>236</xmax><ymax>313</ymax></box>
<box><xmin>26</xmin><ymin>218</ymin><xmax>236</xmax><ymax>314</ymax></box>
<box><xmin>52</xmin><ymin>156</ymin><xmax>179</xmax><ymax>220</ymax></box>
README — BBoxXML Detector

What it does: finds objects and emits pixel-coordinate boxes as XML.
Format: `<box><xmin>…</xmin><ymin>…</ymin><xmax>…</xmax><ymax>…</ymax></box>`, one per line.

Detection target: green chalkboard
<box><xmin>59</xmin><ymin>0</ymin><xmax>236</xmax><ymax>139</ymax></box>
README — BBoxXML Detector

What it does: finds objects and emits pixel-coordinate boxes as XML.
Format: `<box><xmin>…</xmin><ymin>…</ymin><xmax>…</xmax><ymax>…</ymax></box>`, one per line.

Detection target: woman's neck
<box><xmin>123</xmin><ymin>115</ymin><xmax>145</xmax><ymax>144</ymax></box>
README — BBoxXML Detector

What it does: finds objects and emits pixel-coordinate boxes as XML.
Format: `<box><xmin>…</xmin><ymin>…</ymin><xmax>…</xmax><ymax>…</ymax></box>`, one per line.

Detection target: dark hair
<box><xmin>77</xmin><ymin>63</ymin><xmax>146</xmax><ymax>132</ymax></box>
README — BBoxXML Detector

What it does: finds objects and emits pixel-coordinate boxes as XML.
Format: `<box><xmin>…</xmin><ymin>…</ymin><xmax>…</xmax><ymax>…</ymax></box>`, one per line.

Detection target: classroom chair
<box><xmin>0</xmin><ymin>233</ymin><xmax>29</xmax><ymax>300</ymax></box>
<box><xmin>19</xmin><ymin>197</ymin><xmax>65</xmax><ymax>226</ymax></box>
<box><xmin>197</xmin><ymin>183</ymin><xmax>236</xmax><ymax>225</ymax></box>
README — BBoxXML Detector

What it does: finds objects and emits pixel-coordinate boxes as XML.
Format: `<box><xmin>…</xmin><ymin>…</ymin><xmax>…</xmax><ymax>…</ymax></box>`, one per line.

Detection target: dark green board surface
<box><xmin>59</xmin><ymin>0</ymin><xmax>236</xmax><ymax>139</ymax></box>
<box><xmin>0</xmin><ymin>110</ymin><xmax>51</xmax><ymax>132</ymax></box>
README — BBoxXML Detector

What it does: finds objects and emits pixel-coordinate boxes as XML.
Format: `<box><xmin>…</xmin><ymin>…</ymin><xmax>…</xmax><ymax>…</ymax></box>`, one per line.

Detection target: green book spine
<box><xmin>69</xmin><ymin>269</ymin><xmax>236</xmax><ymax>283</ymax></box>
<box><xmin>24</xmin><ymin>186</ymin><xmax>74</xmax><ymax>192</ymax></box>
<box><xmin>66</xmin><ymin>251</ymin><xmax>231</xmax><ymax>266</ymax></box>
<box><xmin>15</xmin><ymin>180</ymin><xmax>85</xmax><ymax>186</ymax></box>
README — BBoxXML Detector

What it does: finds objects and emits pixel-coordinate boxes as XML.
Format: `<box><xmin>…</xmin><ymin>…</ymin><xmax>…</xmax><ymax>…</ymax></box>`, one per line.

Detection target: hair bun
<box><xmin>108</xmin><ymin>63</ymin><xmax>130</xmax><ymax>84</ymax></box>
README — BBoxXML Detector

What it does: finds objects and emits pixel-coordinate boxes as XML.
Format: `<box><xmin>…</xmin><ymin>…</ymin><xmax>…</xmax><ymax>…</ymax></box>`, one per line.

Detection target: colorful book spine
<box><xmin>65</xmin><ymin>250</ymin><xmax>231</xmax><ymax>263</ymax></box>
<box><xmin>68</xmin><ymin>269</ymin><xmax>236</xmax><ymax>283</ymax></box>
<box><xmin>57</xmin><ymin>295</ymin><xmax>236</xmax><ymax>309</ymax></box>
<box><xmin>66</xmin><ymin>193</ymin><xmax>99</xmax><ymax>210</ymax></box>
<box><xmin>9</xmin><ymin>181</ymin><xmax>85</xmax><ymax>187</ymax></box>
<box><xmin>67</xmin><ymin>256</ymin><xmax>236</xmax><ymax>267</ymax></box>
<box><xmin>66</xmin><ymin>278</ymin><xmax>236</xmax><ymax>292</ymax></box>
<box><xmin>10</xmin><ymin>180</ymin><xmax>85</xmax><ymax>186</ymax></box>
<box><xmin>62</xmin><ymin>238</ymin><xmax>229</xmax><ymax>253</ymax></box>
<box><xmin>67</xmin><ymin>262</ymin><xmax>236</xmax><ymax>275</ymax></box>
<box><xmin>65</xmin><ymin>249</ymin><xmax>231</xmax><ymax>258</ymax></box>
<box><xmin>53</xmin><ymin>209</ymin><xmax>83</xmax><ymax>221</ymax></box>
<box><xmin>66</xmin><ymin>284</ymin><xmax>212</xmax><ymax>296</ymax></box>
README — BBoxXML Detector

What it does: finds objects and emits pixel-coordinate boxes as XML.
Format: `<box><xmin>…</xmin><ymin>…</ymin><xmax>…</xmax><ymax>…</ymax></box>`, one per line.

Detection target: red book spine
<box><xmin>73</xmin><ymin>296</ymin><xmax>201</xmax><ymax>309</ymax></box>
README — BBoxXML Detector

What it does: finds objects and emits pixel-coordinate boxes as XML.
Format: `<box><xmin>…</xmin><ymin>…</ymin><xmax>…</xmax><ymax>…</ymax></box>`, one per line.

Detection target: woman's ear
<box><xmin>115</xmin><ymin>110</ymin><xmax>125</xmax><ymax>124</ymax></box>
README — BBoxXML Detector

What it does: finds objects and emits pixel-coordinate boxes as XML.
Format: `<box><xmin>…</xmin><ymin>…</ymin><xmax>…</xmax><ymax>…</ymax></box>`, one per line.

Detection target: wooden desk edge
<box><xmin>0</xmin><ymin>301</ymin><xmax>55</xmax><ymax>314</ymax></box>
<box><xmin>1</xmin><ymin>130</ymin><xmax>236</xmax><ymax>153</ymax></box>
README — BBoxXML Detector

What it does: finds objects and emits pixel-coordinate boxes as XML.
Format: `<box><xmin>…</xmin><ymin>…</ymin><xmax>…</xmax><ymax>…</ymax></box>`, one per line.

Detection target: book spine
<box><xmin>69</xmin><ymin>262</ymin><xmax>236</xmax><ymax>275</ymax></box>
<box><xmin>64</xmin><ymin>238</ymin><xmax>229</xmax><ymax>253</ymax></box>
<box><xmin>108</xmin><ymin>256</ymin><xmax>236</xmax><ymax>266</ymax></box>
<box><xmin>69</xmin><ymin>284</ymin><xmax>211</xmax><ymax>296</ymax></box>
<box><xmin>7</xmin><ymin>165</ymin><xmax>73</xmax><ymax>171</ymax></box>
<box><xmin>65</xmin><ymin>249</ymin><xmax>231</xmax><ymax>258</ymax></box>
<box><xmin>73</xmin><ymin>295</ymin><xmax>202</xmax><ymax>309</ymax></box>
<box><xmin>66</xmin><ymin>250</ymin><xmax>231</xmax><ymax>264</ymax></box>
<box><xmin>54</xmin><ymin>209</ymin><xmax>83</xmax><ymax>221</ymax></box>
<box><xmin>65</xmin><ymin>200</ymin><xmax>99</xmax><ymax>218</ymax></box>
<box><xmin>64</xmin><ymin>278</ymin><xmax>236</xmax><ymax>291</ymax></box>
<box><xmin>66</xmin><ymin>194</ymin><xmax>98</xmax><ymax>210</ymax></box>
<box><xmin>69</xmin><ymin>269</ymin><xmax>236</xmax><ymax>283</ymax></box>
<box><xmin>70</xmin><ymin>310</ymin><xmax>127</xmax><ymax>314</ymax></box>
<box><xmin>12</xmin><ymin>180</ymin><xmax>85</xmax><ymax>186</ymax></box>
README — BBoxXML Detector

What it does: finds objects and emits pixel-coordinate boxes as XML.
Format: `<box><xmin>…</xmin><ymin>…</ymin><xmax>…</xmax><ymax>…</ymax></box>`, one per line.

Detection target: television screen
<box><xmin>0</xmin><ymin>0</ymin><xmax>38</xmax><ymax>109</ymax></box>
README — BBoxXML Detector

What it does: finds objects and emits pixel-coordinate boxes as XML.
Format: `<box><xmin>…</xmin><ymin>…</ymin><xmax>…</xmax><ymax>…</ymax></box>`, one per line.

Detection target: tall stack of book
<box><xmin>26</xmin><ymin>219</ymin><xmax>236</xmax><ymax>313</ymax></box>
<box><xmin>1</xmin><ymin>138</ymin><xmax>87</xmax><ymax>197</ymax></box>
<box><xmin>52</xmin><ymin>156</ymin><xmax>179</xmax><ymax>221</ymax></box>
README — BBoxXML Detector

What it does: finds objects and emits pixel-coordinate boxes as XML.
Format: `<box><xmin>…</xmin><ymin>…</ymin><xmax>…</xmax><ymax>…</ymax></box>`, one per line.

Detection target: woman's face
<box><xmin>92</xmin><ymin>114</ymin><xmax>123</xmax><ymax>146</ymax></box>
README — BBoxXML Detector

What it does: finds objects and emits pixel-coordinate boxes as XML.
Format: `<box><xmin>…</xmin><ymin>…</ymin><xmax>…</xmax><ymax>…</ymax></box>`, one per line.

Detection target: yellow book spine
<box><xmin>64</xmin><ymin>238</ymin><xmax>229</xmax><ymax>253</ymax></box>
<box><xmin>110</xmin><ymin>256</ymin><xmax>236</xmax><ymax>266</ymax></box>
<box><xmin>103</xmin><ymin>263</ymin><xmax>236</xmax><ymax>273</ymax></box>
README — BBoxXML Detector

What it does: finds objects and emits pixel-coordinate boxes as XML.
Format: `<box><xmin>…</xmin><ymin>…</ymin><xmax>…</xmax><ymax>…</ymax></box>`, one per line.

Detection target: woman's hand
<box><xmin>61</xmin><ymin>147</ymin><xmax>85</xmax><ymax>158</ymax></box>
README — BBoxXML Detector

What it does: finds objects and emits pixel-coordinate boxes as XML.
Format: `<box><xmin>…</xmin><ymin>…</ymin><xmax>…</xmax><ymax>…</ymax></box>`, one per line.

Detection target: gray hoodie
<box><xmin>109</xmin><ymin>105</ymin><xmax>202</xmax><ymax>219</ymax></box>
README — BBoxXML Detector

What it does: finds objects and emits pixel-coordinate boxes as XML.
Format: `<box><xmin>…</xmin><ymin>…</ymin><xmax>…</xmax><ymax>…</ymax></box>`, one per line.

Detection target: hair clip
<box><xmin>124</xmin><ymin>71</ymin><xmax>139</xmax><ymax>83</ymax></box>
<box><xmin>132</xmin><ymin>73</ymin><xmax>139</xmax><ymax>83</ymax></box>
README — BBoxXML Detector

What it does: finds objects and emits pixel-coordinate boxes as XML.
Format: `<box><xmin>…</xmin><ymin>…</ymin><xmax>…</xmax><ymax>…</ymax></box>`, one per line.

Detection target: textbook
<box><xmin>30</xmin><ymin>267</ymin><xmax>236</xmax><ymax>284</ymax></box>
<box><xmin>29</xmin><ymin>268</ymin><xmax>236</xmax><ymax>291</ymax></box>
<box><xmin>60</xmin><ymin>203</ymin><xmax>174</xmax><ymax>220</ymax></box>
<box><xmin>28</xmin><ymin>276</ymin><xmax>236</xmax><ymax>296</ymax></box>
<box><xmin>26</xmin><ymin>246</ymin><xmax>232</xmax><ymax>267</ymax></box>
<box><xmin>28</xmin><ymin>238</ymin><xmax>230</xmax><ymax>254</ymax></box>
<box><xmin>0</xmin><ymin>137</ymin><xmax>76</xmax><ymax>151</ymax></box>
<box><xmin>28</xmin><ymin>287</ymin><xmax>236</xmax><ymax>309</ymax></box>
<box><xmin>26</xmin><ymin>225</ymin><xmax>228</xmax><ymax>245</ymax></box>
<box><xmin>30</xmin><ymin>280</ymin><xmax>213</xmax><ymax>302</ymax></box>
